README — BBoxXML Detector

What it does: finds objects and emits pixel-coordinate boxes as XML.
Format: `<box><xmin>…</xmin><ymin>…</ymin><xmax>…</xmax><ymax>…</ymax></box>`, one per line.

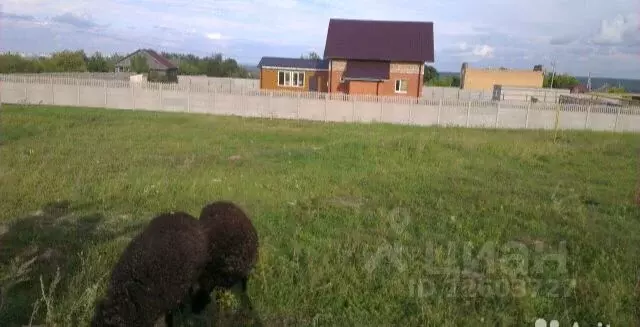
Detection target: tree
<box><xmin>130</xmin><ymin>54</ymin><xmax>149</xmax><ymax>74</ymax></box>
<box><xmin>47</xmin><ymin>50</ymin><xmax>87</xmax><ymax>72</ymax></box>
<box><xmin>300</xmin><ymin>51</ymin><xmax>321</xmax><ymax>60</ymax></box>
<box><xmin>0</xmin><ymin>49</ymin><xmax>250</xmax><ymax>78</ymax></box>
<box><xmin>86</xmin><ymin>52</ymin><xmax>112</xmax><ymax>72</ymax></box>
<box><xmin>423</xmin><ymin>65</ymin><xmax>439</xmax><ymax>84</ymax></box>
<box><xmin>543</xmin><ymin>73</ymin><xmax>579</xmax><ymax>89</ymax></box>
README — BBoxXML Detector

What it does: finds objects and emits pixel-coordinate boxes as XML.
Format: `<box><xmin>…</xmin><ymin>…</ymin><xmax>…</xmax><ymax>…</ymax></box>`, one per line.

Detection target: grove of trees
<box><xmin>423</xmin><ymin>65</ymin><xmax>461</xmax><ymax>87</ymax></box>
<box><xmin>0</xmin><ymin>49</ymin><xmax>251</xmax><ymax>78</ymax></box>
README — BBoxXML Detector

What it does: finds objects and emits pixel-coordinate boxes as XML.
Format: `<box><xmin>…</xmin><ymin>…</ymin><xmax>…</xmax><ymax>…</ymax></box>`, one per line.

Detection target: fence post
<box><xmin>525</xmin><ymin>101</ymin><xmax>531</xmax><ymax>128</ymax></box>
<box><xmin>159</xmin><ymin>83</ymin><xmax>163</xmax><ymax>111</ymax></box>
<box><xmin>584</xmin><ymin>104</ymin><xmax>591</xmax><ymax>129</ymax></box>
<box><xmin>131</xmin><ymin>83</ymin><xmax>136</xmax><ymax>110</ymax></box>
<box><xmin>409</xmin><ymin>101</ymin><xmax>413</xmax><ymax>125</ymax></box>
<box><xmin>614</xmin><ymin>106</ymin><xmax>622</xmax><ymax>132</ymax></box>
<box><xmin>323</xmin><ymin>94</ymin><xmax>328</xmax><ymax>122</ymax></box>
<box><xmin>553</xmin><ymin>103</ymin><xmax>561</xmax><ymax>134</ymax></box>
<box><xmin>352</xmin><ymin>96</ymin><xmax>356</xmax><ymax>122</ymax></box>
<box><xmin>212</xmin><ymin>86</ymin><xmax>216</xmax><ymax>113</ymax></box>
<box><xmin>269</xmin><ymin>92</ymin><xmax>273</xmax><ymax>120</ymax></box>
<box><xmin>437</xmin><ymin>99</ymin><xmax>442</xmax><ymax>126</ymax></box>
<box><xmin>24</xmin><ymin>83</ymin><xmax>28</xmax><ymax>104</ymax></box>
<box><xmin>494</xmin><ymin>101</ymin><xmax>500</xmax><ymax>128</ymax></box>
<box><xmin>51</xmin><ymin>78</ymin><xmax>55</xmax><ymax>105</ymax></box>
<box><xmin>187</xmin><ymin>82</ymin><xmax>191</xmax><ymax>113</ymax></box>
<box><xmin>297</xmin><ymin>92</ymin><xmax>301</xmax><ymax>121</ymax></box>
<box><xmin>76</xmin><ymin>79</ymin><xmax>81</xmax><ymax>106</ymax></box>
<box><xmin>466</xmin><ymin>100</ymin><xmax>471</xmax><ymax>127</ymax></box>
<box><xmin>104</xmin><ymin>81</ymin><xmax>108</xmax><ymax>107</ymax></box>
<box><xmin>379</xmin><ymin>101</ymin><xmax>384</xmax><ymax>122</ymax></box>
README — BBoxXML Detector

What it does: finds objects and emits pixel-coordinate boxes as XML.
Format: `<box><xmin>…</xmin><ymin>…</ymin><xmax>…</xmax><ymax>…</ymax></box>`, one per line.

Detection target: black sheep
<box><xmin>190</xmin><ymin>201</ymin><xmax>259</xmax><ymax>317</ymax></box>
<box><xmin>91</xmin><ymin>211</ymin><xmax>209</xmax><ymax>327</ymax></box>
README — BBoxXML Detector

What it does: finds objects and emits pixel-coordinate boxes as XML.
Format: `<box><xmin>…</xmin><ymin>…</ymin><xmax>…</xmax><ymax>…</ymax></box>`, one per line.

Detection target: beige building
<box><xmin>460</xmin><ymin>62</ymin><xmax>544</xmax><ymax>91</ymax></box>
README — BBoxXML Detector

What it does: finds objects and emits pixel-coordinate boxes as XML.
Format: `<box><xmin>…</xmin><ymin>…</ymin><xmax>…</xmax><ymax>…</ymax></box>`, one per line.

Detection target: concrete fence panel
<box><xmin>1</xmin><ymin>74</ymin><xmax>640</xmax><ymax>133</ymax></box>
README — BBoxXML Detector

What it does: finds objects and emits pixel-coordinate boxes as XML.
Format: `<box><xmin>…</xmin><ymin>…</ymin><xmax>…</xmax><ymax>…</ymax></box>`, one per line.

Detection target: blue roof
<box><xmin>257</xmin><ymin>57</ymin><xmax>329</xmax><ymax>70</ymax></box>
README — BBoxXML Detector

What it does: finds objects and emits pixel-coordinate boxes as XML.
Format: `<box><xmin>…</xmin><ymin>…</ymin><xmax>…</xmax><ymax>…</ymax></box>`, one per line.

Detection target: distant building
<box><xmin>114</xmin><ymin>49</ymin><xmax>178</xmax><ymax>82</ymax></box>
<box><xmin>257</xmin><ymin>18</ymin><xmax>435</xmax><ymax>98</ymax></box>
<box><xmin>460</xmin><ymin>63</ymin><xmax>544</xmax><ymax>91</ymax></box>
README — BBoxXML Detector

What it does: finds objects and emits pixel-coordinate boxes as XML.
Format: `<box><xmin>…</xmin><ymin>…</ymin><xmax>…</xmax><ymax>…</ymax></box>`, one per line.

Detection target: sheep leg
<box><xmin>190</xmin><ymin>287</ymin><xmax>213</xmax><ymax>314</ymax></box>
<box><xmin>238</xmin><ymin>277</ymin><xmax>253</xmax><ymax>310</ymax></box>
<box><xmin>234</xmin><ymin>281</ymin><xmax>263</xmax><ymax>327</ymax></box>
<box><xmin>164</xmin><ymin>312</ymin><xmax>174</xmax><ymax>327</ymax></box>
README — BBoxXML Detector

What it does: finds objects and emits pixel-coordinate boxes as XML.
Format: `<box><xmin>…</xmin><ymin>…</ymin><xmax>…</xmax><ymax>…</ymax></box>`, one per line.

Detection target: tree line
<box><xmin>0</xmin><ymin>50</ymin><xmax>252</xmax><ymax>78</ymax></box>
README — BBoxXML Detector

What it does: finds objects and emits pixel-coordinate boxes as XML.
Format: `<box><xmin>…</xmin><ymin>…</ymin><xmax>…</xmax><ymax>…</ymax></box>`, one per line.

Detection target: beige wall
<box><xmin>462</xmin><ymin>68</ymin><xmax>544</xmax><ymax>91</ymax></box>
<box><xmin>260</xmin><ymin>68</ymin><xmax>328</xmax><ymax>92</ymax></box>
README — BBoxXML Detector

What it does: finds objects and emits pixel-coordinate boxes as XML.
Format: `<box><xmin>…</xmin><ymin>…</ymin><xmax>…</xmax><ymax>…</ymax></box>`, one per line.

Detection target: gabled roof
<box><xmin>257</xmin><ymin>57</ymin><xmax>329</xmax><ymax>70</ymax></box>
<box><xmin>323</xmin><ymin>18</ymin><xmax>435</xmax><ymax>63</ymax></box>
<box><xmin>116</xmin><ymin>49</ymin><xmax>177</xmax><ymax>69</ymax></box>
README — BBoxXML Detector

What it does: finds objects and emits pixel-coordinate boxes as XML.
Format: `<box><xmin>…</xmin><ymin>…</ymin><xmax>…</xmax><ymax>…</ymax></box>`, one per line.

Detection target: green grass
<box><xmin>0</xmin><ymin>104</ymin><xmax>639</xmax><ymax>326</ymax></box>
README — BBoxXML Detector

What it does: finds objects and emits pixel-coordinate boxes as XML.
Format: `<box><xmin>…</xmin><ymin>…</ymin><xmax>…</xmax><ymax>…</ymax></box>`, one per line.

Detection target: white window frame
<box><xmin>395</xmin><ymin>79</ymin><xmax>408</xmax><ymax>93</ymax></box>
<box><xmin>278</xmin><ymin>70</ymin><xmax>305</xmax><ymax>87</ymax></box>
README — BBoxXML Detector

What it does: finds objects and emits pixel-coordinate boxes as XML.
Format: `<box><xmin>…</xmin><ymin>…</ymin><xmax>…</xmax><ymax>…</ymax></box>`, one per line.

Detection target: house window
<box><xmin>278</xmin><ymin>71</ymin><xmax>305</xmax><ymax>87</ymax></box>
<box><xmin>395</xmin><ymin>79</ymin><xmax>408</xmax><ymax>93</ymax></box>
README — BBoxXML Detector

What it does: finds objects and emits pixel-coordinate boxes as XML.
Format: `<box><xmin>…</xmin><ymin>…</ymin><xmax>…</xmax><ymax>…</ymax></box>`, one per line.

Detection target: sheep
<box><xmin>91</xmin><ymin>211</ymin><xmax>209</xmax><ymax>327</ymax></box>
<box><xmin>189</xmin><ymin>200</ymin><xmax>259</xmax><ymax>318</ymax></box>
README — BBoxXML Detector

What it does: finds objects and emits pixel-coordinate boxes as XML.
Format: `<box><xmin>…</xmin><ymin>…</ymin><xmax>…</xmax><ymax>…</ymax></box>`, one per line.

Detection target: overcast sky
<box><xmin>1</xmin><ymin>0</ymin><xmax>638</xmax><ymax>78</ymax></box>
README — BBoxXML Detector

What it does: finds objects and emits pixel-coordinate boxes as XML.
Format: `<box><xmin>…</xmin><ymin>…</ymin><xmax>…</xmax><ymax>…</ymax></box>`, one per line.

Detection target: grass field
<box><xmin>0</xmin><ymin>104</ymin><xmax>639</xmax><ymax>326</ymax></box>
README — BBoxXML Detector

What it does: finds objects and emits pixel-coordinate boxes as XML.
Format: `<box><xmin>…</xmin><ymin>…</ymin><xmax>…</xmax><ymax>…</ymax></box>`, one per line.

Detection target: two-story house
<box><xmin>257</xmin><ymin>18</ymin><xmax>435</xmax><ymax>98</ymax></box>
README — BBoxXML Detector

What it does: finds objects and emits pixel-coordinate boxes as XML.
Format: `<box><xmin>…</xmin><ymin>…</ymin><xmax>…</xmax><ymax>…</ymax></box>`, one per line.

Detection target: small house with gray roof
<box><xmin>257</xmin><ymin>18</ymin><xmax>435</xmax><ymax>97</ymax></box>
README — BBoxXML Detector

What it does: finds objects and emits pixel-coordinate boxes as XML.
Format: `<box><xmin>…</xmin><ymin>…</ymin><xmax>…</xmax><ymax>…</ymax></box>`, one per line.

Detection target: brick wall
<box><xmin>329</xmin><ymin>60</ymin><xmax>423</xmax><ymax>97</ymax></box>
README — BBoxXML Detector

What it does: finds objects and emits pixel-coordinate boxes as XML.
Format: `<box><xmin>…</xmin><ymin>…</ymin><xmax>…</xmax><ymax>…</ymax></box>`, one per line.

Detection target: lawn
<box><xmin>0</xmin><ymin>104</ymin><xmax>639</xmax><ymax>326</ymax></box>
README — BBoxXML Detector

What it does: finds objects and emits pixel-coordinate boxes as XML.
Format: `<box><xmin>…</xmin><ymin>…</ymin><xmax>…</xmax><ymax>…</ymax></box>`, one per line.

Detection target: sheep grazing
<box><xmin>190</xmin><ymin>201</ymin><xmax>259</xmax><ymax>316</ymax></box>
<box><xmin>91</xmin><ymin>211</ymin><xmax>209</xmax><ymax>327</ymax></box>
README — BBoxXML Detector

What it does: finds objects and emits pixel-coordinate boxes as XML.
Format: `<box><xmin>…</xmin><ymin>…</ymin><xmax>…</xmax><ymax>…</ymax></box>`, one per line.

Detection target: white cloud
<box><xmin>205</xmin><ymin>32</ymin><xmax>223</xmax><ymax>40</ymax></box>
<box><xmin>472</xmin><ymin>45</ymin><xmax>494</xmax><ymax>58</ymax></box>
<box><xmin>592</xmin><ymin>13</ymin><xmax>639</xmax><ymax>45</ymax></box>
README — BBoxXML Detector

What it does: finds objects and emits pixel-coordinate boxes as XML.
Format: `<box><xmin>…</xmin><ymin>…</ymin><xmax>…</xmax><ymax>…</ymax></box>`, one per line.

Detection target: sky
<box><xmin>0</xmin><ymin>0</ymin><xmax>639</xmax><ymax>78</ymax></box>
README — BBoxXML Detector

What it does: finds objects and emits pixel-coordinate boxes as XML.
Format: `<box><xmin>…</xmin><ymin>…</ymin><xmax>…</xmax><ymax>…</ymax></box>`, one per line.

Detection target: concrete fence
<box><xmin>1</xmin><ymin>74</ymin><xmax>639</xmax><ymax>132</ymax></box>
<box><xmin>493</xmin><ymin>85</ymin><xmax>571</xmax><ymax>103</ymax></box>
<box><xmin>7</xmin><ymin>73</ymin><xmax>567</xmax><ymax>102</ymax></box>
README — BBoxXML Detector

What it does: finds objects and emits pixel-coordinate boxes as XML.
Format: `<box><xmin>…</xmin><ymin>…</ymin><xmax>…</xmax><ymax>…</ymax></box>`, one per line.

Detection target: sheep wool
<box><xmin>91</xmin><ymin>211</ymin><xmax>209</xmax><ymax>327</ymax></box>
<box><xmin>191</xmin><ymin>201</ymin><xmax>259</xmax><ymax>315</ymax></box>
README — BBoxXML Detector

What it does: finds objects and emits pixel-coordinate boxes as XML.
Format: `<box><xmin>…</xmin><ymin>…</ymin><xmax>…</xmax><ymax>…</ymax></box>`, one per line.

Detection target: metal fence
<box><xmin>1</xmin><ymin>74</ymin><xmax>639</xmax><ymax>132</ymax></box>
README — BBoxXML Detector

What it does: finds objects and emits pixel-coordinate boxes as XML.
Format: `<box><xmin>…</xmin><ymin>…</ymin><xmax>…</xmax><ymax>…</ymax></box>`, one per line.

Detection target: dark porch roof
<box><xmin>258</xmin><ymin>57</ymin><xmax>329</xmax><ymax>70</ymax></box>
<box><xmin>343</xmin><ymin>61</ymin><xmax>390</xmax><ymax>81</ymax></box>
<box><xmin>323</xmin><ymin>18</ymin><xmax>435</xmax><ymax>63</ymax></box>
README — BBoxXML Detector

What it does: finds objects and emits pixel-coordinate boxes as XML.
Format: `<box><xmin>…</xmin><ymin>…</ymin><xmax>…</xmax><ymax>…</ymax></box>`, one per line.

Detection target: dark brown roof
<box><xmin>343</xmin><ymin>60</ymin><xmax>390</xmax><ymax>81</ymax></box>
<box><xmin>116</xmin><ymin>49</ymin><xmax>177</xmax><ymax>70</ymax></box>
<box><xmin>258</xmin><ymin>57</ymin><xmax>329</xmax><ymax>70</ymax></box>
<box><xmin>143</xmin><ymin>49</ymin><xmax>177</xmax><ymax>69</ymax></box>
<box><xmin>323</xmin><ymin>18</ymin><xmax>434</xmax><ymax>63</ymax></box>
